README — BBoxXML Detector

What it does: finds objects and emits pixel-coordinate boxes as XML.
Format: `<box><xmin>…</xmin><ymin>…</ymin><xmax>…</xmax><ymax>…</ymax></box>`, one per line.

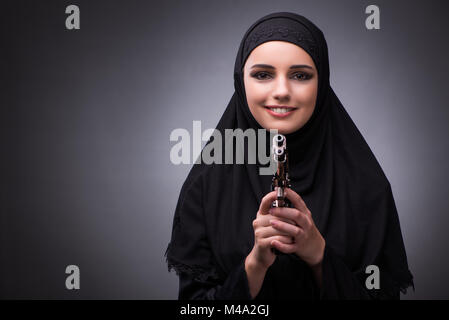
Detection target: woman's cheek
<box><xmin>296</xmin><ymin>85</ymin><xmax>317</xmax><ymax>108</ymax></box>
<box><xmin>250</xmin><ymin>83</ymin><xmax>267</xmax><ymax>101</ymax></box>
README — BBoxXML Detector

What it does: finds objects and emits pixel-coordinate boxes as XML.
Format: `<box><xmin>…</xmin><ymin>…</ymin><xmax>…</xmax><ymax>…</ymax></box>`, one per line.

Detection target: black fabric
<box><xmin>165</xmin><ymin>11</ymin><xmax>414</xmax><ymax>300</ymax></box>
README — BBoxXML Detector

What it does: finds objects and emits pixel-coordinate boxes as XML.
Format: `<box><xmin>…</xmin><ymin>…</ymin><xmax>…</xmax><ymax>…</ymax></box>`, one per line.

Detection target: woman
<box><xmin>165</xmin><ymin>12</ymin><xmax>414</xmax><ymax>300</ymax></box>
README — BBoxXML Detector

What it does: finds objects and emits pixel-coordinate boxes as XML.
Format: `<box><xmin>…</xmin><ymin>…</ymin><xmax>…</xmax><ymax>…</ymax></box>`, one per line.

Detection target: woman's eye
<box><xmin>292</xmin><ymin>72</ymin><xmax>311</xmax><ymax>81</ymax></box>
<box><xmin>252</xmin><ymin>72</ymin><xmax>272</xmax><ymax>80</ymax></box>
<box><xmin>250</xmin><ymin>71</ymin><xmax>312</xmax><ymax>81</ymax></box>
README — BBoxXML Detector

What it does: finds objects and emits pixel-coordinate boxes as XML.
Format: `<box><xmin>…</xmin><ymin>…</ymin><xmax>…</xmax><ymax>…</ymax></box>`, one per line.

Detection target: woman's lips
<box><xmin>264</xmin><ymin>106</ymin><xmax>297</xmax><ymax>118</ymax></box>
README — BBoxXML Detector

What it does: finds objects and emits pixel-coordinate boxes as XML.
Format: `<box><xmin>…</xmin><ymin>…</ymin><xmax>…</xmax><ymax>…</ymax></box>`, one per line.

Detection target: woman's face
<box><xmin>243</xmin><ymin>41</ymin><xmax>318</xmax><ymax>134</ymax></box>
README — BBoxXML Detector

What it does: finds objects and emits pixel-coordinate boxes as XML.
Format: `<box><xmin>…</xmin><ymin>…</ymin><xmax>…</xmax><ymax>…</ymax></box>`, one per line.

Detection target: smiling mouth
<box><xmin>264</xmin><ymin>106</ymin><xmax>298</xmax><ymax>117</ymax></box>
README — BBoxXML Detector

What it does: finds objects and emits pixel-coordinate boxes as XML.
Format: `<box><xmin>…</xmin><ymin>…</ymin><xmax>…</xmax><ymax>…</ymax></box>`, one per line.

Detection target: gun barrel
<box><xmin>270</xmin><ymin>134</ymin><xmax>291</xmax><ymax>255</ymax></box>
<box><xmin>271</xmin><ymin>134</ymin><xmax>290</xmax><ymax>207</ymax></box>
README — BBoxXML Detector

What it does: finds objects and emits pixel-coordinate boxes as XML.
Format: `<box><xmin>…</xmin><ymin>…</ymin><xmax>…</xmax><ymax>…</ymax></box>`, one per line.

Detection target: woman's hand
<box><xmin>269</xmin><ymin>188</ymin><xmax>325</xmax><ymax>267</ymax></box>
<box><xmin>246</xmin><ymin>190</ymin><xmax>294</xmax><ymax>271</ymax></box>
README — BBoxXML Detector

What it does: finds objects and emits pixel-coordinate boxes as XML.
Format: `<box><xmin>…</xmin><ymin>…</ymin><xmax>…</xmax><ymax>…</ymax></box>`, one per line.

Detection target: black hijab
<box><xmin>165</xmin><ymin>12</ymin><xmax>414</xmax><ymax>297</ymax></box>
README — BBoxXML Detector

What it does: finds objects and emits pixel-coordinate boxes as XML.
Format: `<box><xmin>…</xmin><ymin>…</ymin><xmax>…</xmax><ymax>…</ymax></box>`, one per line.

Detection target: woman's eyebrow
<box><xmin>250</xmin><ymin>64</ymin><xmax>314</xmax><ymax>70</ymax></box>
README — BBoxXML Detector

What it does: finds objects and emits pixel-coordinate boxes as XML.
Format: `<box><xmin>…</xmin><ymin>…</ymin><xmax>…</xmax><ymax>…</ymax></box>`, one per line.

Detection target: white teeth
<box><xmin>270</xmin><ymin>108</ymin><xmax>292</xmax><ymax>114</ymax></box>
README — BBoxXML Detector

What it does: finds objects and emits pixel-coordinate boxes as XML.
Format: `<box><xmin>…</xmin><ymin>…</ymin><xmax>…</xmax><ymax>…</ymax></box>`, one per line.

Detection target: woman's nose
<box><xmin>272</xmin><ymin>76</ymin><xmax>290</xmax><ymax>101</ymax></box>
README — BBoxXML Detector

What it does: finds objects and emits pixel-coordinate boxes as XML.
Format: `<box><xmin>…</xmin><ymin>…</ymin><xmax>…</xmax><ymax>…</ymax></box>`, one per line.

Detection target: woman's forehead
<box><xmin>245</xmin><ymin>41</ymin><xmax>316</xmax><ymax>69</ymax></box>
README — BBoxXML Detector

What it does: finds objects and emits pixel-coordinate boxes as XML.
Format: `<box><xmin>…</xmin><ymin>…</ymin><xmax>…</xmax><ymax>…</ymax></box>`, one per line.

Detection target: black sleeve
<box><xmin>319</xmin><ymin>244</ymin><xmax>400</xmax><ymax>300</ymax></box>
<box><xmin>319</xmin><ymin>183</ymin><xmax>414</xmax><ymax>300</ymax></box>
<box><xmin>179</xmin><ymin>242</ymin><xmax>399</xmax><ymax>300</ymax></box>
<box><xmin>178</xmin><ymin>254</ymin><xmax>319</xmax><ymax>300</ymax></box>
<box><xmin>167</xmin><ymin>170</ymin><xmax>251</xmax><ymax>300</ymax></box>
<box><xmin>178</xmin><ymin>259</ymin><xmax>252</xmax><ymax>300</ymax></box>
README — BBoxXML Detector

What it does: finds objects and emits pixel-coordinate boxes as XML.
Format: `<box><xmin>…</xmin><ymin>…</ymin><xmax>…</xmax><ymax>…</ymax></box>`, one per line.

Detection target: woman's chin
<box><xmin>265</xmin><ymin>124</ymin><xmax>297</xmax><ymax>135</ymax></box>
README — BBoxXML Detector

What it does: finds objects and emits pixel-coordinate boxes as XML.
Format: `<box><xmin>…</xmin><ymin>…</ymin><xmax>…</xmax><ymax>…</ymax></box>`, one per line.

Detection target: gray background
<box><xmin>1</xmin><ymin>0</ymin><xmax>448</xmax><ymax>299</ymax></box>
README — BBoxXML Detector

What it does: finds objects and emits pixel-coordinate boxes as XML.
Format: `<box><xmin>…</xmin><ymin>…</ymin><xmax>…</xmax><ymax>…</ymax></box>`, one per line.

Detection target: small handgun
<box><xmin>271</xmin><ymin>134</ymin><xmax>292</xmax><ymax>255</ymax></box>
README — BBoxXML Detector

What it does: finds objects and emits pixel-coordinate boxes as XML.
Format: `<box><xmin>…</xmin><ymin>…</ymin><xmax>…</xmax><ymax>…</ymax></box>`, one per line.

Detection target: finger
<box><xmin>256</xmin><ymin>213</ymin><xmax>296</xmax><ymax>227</ymax></box>
<box><xmin>264</xmin><ymin>235</ymin><xmax>294</xmax><ymax>246</ymax></box>
<box><xmin>270</xmin><ymin>219</ymin><xmax>304</xmax><ymax>238</ymax></box>
<box><xmin>271</xmin><ymin>240</ymin><xmax>297</xmax><ymax>254</ymax></box>
<box><xmin>284</xmin><ymin>188</ymin><xmax>310</xmax><ymax>215</ymax></box>
<box><xmin>258</xmin><ymin>190</ymin><xmax>278</xmax><ymax>215</ymax></box>
<box><xmin>269</xmin><ymin>207</ymin><xmax>310</xmax><ymax>230</ymax></box>
<box><xmin>278</xmin><ymin>235</ymin><xmax>294</xmax><ymax>244</ymax></box>
<box><xmin>269</xmin><ymin>235</ymin><xmax>294</xmax><ymax>244</ymax></box>
<box><xmin>272</xmin><ymin>216</ymin><xmax>296</xmax><ymax>226</ymax></box>
<box><xmin>259</xmin><ymin>235</ymin><xmax>293</xmax><ymax>249</ymax></box>
<box><xmin>255</xmin><ymin>225</ymin><xmax>290</xmax><ymax>239</ymax></box>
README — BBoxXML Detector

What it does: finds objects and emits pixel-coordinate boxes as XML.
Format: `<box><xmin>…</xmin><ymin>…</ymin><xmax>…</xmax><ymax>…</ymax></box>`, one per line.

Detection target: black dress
<box><xmin>178</xmin><ymin>245</ymin><xmax>399</xmax><ymax>300</ymax></box>
<box><xmin>165</xmin><ymin>12</ymin><xmax>414</xmax><ymax>300</ymax></box>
